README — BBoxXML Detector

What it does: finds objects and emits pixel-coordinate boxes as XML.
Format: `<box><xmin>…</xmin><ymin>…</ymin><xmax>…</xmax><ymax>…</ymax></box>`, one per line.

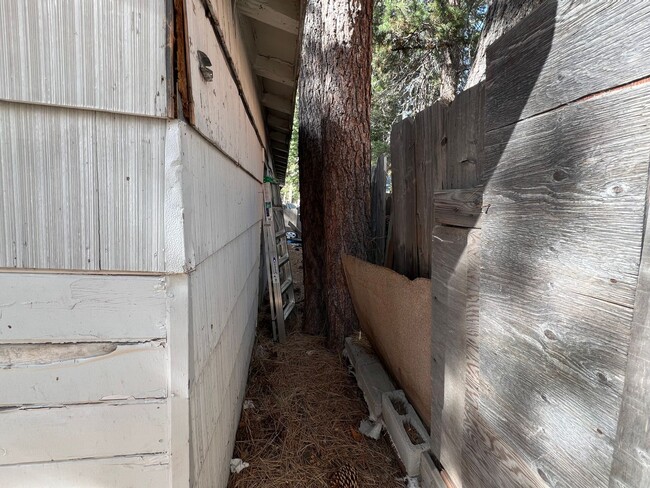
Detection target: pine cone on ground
<box><xmin>330</xmin><ymin>463</ymin><xmax>359</xmax><ymax>488</ymax></box>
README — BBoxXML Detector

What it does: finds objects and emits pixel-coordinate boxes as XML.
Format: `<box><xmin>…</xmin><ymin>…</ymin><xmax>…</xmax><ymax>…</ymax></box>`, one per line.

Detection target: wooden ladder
<box><xmin>263</xmin><ymin>178</ymin><xmax>295</xmax><ymax>342</ymax></box>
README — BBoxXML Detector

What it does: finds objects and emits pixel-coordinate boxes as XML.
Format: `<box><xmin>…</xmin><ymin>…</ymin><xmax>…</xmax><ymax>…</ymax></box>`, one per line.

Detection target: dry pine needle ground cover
<box><xmin>228</xmin><ymin>247</ymin><xmax>405</xmax><ymax>487</ymax></box>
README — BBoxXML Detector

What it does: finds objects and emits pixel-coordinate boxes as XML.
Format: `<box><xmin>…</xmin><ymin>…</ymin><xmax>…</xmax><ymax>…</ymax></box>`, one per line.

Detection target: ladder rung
<box><xmin>281</xmin><ymin>277</ymin><xmax>293</xmax><ymax>293</ymax></box>
<box><xmin>283</xmin><ymin>300</ymin><xmax>295</xmax><ymax>321</ymax></box>
<box><xmin>279</xmin><ymin>254</ymin><xmax>290</xmax><ymax>266</ymax></box>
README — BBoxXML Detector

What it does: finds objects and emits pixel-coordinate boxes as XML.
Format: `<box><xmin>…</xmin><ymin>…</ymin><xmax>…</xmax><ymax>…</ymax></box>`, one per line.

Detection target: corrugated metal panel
<box><xmin>0</xmin><ymin>101</ymin><xmax>99</xmax><ymax>269</ymax></box>
<box><xmin>97</xmin><ymin>113</ymin><xmax>166</xmax><ymax>272</ymax></box>
<box><xmin>0</xmin><ymin>102</ymin><xmax>167</xmax><ymax>271</ymax></box>
<box><xmin>185</xmin><ymin>0</ymin><xmax>264</xmax><ymax>180</ymax></box>
<box><xmin>0</xmin><ymin>0</ymin><xmax>168</xmax><ymax>117</ymax></box>
<box><xmin>180</xmin><ymin>122</ymin><xmax>263</xmax><ymax>268</ymax></box>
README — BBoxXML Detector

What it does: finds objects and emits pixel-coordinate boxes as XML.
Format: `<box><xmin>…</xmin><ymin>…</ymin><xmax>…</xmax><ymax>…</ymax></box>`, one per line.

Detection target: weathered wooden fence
<box><xmin>386</xmin><ymin>1</ymin><xmax>650</xmax><ymax>487</ymax></box>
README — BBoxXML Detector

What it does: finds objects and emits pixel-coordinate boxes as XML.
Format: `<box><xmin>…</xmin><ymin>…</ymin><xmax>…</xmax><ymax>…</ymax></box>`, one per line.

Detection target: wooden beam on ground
<box><xmin>254</xmin><ymin>55</ymin><xmax>295</xmax><ymax>86</ymax></box>
<box><xmin>263</xmin><ymin>93</ymin><xmax>293</xmax><ymax>114</ymax></box>
<box><xmin>238</xmin><ymin>0</ymin><xmax>300</xmax><ymax>34</ymax></box>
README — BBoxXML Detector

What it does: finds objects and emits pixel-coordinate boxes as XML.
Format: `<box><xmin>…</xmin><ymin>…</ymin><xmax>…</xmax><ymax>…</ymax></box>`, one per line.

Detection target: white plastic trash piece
<box><xmin>230</xmin><ymin>458</ymin><xmax>250</xmax><ymax>474</ymax></box>
<box><xmin>243</xmin><ymin>400</ymin><xmax>255</xmax><ymax>410</ymax></box>
<box><xmin>401</xmin><ymin>476</ymin><xmax>421</xmax><ymax>488</ymax></box>
<box><xmin>359</xmin><ymin>418</ymin><xmax>382</xmax><ymax>440</ymax></box>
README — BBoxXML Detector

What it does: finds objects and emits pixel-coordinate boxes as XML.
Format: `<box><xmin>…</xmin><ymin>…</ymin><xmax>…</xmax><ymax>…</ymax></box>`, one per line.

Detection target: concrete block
<box><xmin>345</xmin><ymin>337</ymin><xmax>395</xmax><ymax>420</ymax></box>
<box><xmin>382</xmin><ymin>390</ymin><xmax>430</xmax><ymax>477</ymax></box>
<box><xmin>344</xmin><ymin>337</ymin><xmax>380</xmax><ymax>370</ymax></box>
<box><xmin>420</xmin><ymin>451</ymin><xmax>446</xmax><ymax>488</ymax></box>
<box><xmin>357</xmin><ymin>361</ymin><xmax>396</xmax><ymax>420</ymax></box>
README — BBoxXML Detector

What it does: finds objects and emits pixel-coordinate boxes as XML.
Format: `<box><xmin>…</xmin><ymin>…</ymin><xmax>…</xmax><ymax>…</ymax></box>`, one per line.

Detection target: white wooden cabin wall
<box><xmin>179</xmin><ymin>123</ymin><xmax>263</xmax><ymax>269</ymax></box>
<box><xmin>185</xmin><ymin>0</ymin><xmax>265</xmax><ymax>180</ymax></box>
<box><xmin>0</xmin><ymin>102</ymin><xmax>168</xmax><ymax>272</ymax></box>
<box><xmin>203</xmin><ymin>0</ymin><xmax>267</xmax><ymax>138</ymax></box>
<box><xmin>179</xmin><ymin>122</ymin><xmax>262</xmax><ymax>485</ymax></box>
<box><xmin>0</xmin><ymin>273</ymin><xmax>172</xmax><ymax>484</ymax></box>
<box><xmin>0</xmin><ymin>0</ymin><xmax>168</xmax><ymax>117</ymax></box>
<box><xmin>0</xmin><ymin>0</ymin><xmax>268</xmax><ymax>485</ymax></box>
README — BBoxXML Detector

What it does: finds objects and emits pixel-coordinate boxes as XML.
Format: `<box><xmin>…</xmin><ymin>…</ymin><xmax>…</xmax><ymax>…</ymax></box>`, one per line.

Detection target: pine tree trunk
<box><xmin>298</xmin><ymin>0</ymin><xmax>373</xmax><ymax>346</ymax></box>
<box><xmin>465</xmin><ymin>0</ymin><xmax>546</xmax><ymax>88</ymax></box>
<box><xmin>439</xmin><ymin>44</ymin><xmax>460</xmax><ymax>103</ymax></box>
<box><xmin>299</xmin><ymin>0</ymin><xmax>327</xmax><ymax>335</ymax></box>
<box><xmin>321</xmin><ymin>0</ymin><xmax>373</xmax><ymax>347</ymax></box>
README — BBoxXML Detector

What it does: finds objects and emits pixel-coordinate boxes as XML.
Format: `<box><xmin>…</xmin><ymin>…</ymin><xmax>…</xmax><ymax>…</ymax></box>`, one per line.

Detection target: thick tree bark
<box><xmin>438</xmin><ymin>0</ymin><xmax>462</xmax><ymax>103</ymax></box>
<box><xmin>465</xmin><ymin>0</ymin><xmax>546</xmax><ymax>88</ymax></box>
<box><xmin>439</xmin><ymin>44</ymin><xmax>461</xmax><ymax>103</ymax></box>
<box><xmin>299</xmin><ymin>0</ymin><xmax>327</xmax><ymax>335</ymax></box>
<box><xmin>299</xmin><ymin>0</ymin><xmax>373</xmax><ymax>346</ymax></box>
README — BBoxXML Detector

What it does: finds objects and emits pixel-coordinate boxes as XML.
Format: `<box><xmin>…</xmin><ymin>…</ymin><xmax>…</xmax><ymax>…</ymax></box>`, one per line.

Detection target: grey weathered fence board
<box><xmin>433</xmin><ymin>188</ymin><xmax>484</xmax><ymax>229</ymax></box>
<box><xmin>486</xmin><ymin>0</ymin><xmax>650</xmax><ymax>131</ymax></box>
<box><xmin>416</xmin><ymin>103</ymin><xmax>447</xmax><ymax>277</ymax></box>
<box><xmin>609</xmin><ymin>181</ymin><xmax>650</xmax><ymax>488</ymax></box>
<box><xmin>370</xmin><ymin>155</ymin><xmax>387</xmax><ymax>264</ymax></box>
<box><xmin>479</xmin><ymin>83</ymin><xmax>650</xmax><ymax>487</ymax></box>
<box><xmin>390</xmin><ymin>117</ymin><xmax>417</xmax><ymax>278</ymax></box>
<box><xmin>447</xmin><ymin>83</ymin><xmax>484</xmax><ymax>189</ymax></box>
<box><xmin>431</xmin><ymin>226</ymin><xmax>469</xmax><ymax>487</ymax></box>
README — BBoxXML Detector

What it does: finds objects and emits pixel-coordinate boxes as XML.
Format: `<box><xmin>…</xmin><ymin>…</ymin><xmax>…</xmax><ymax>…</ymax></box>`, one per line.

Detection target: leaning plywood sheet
<box><xmin>480</xmin><ymin>82</ymin><xmax>650</xmax><ymax>487</ymax></box>
<box><xmin>0</xmin><ymin>0</ymin><xmax>168</xmax><ymax>117</ymax></box>
<box><xmin>486</xmin><ymin>0</ymin><xmax>650</xmax><ymax>130</ymax></box>
<box><xmin>0</xmin><ymin>455</ymin><xmax>170</xmax><ymax>488</ymax></box>
<box><xmin>343</xmin><ymin>255</ymin><xmax>431</xmax><ymax>424</ymax></box>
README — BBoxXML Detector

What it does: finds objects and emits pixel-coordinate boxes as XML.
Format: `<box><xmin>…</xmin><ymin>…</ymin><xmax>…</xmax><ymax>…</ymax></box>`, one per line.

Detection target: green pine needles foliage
<box><xmin>371</xmin><ymin>0</ymin><xmax>486</xmax><ymax>160</ymax></box>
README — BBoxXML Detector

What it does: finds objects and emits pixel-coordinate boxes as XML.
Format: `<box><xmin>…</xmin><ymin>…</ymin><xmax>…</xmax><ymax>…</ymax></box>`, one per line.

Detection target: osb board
<box><xmin>342</xmin><ymin>254</ymin><xmax>431</xmax><ymax>425</ymax></box>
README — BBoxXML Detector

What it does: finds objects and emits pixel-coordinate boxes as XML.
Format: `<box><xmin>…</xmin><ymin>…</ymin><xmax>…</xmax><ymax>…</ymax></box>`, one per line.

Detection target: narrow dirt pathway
<box><xmin>228</xmin><ymin>246</ymin><xmax>405</xmax><ymax>487</ymax></box>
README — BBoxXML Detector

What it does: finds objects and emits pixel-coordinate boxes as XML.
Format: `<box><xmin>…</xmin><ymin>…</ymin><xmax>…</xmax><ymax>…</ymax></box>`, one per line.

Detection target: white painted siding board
<box><xmin>0</xmin><ymin>0</ymin><xmax>167</xmax><ymax>116</ymax></box>
<box><xmin>96</xmin><ymin>114</ymin><xmax>166</xmax><ymax>272</ymax></box>
<box><xmin>180</xmin><ymin>123</ymin><xmax>263</xmax><ymax>268</ymax></box>
<box><xmin>189</xmin><ymin>257</ymin><xmax>259</xmax><ymax>479</ymax></box>
<box><xmin>0</xmin><ymin>402</ymin><xmax>168</xmax><ymax>465</ymax></box>
<box><xmin>0</xmin><ymin>102</ymin><xmax>98</xmax><ymax>269</ymax></box>
<box><xmin>0</xmin><ymin>273</ymin><xmax>167</xmax><ymax>343</ymax></box>
<box><xmin>188</xmin><ymin>224</ymin><xmax>260</xmax><ymax>378</ymax></box>
<box><xmin>204</xmin><ymin>0</ymin><xmax>267</xmax><ymax>140</ymax></box>
<box><xmin>0</xmin><ymin>454</ymin><xmax>170</xmax><ymax>488</ymax></box>
<box><xmin>194</xmin><ymin>303</ymin><xmax>256</xmax><ymax>488</ymax></box>
<box><xmin>185</xmin><ymin>2</ymin><xmax>264</xmax><ymax>179</ymax></box>
<box><xmin>0</xmin><ymin>342</ymin><xmax>167</xmax><ymax>406</ymax></box>
<box><xmin>166</xmin><ymin>273</ymin><xmax>191</xmax><ymax>487</ymax></box>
